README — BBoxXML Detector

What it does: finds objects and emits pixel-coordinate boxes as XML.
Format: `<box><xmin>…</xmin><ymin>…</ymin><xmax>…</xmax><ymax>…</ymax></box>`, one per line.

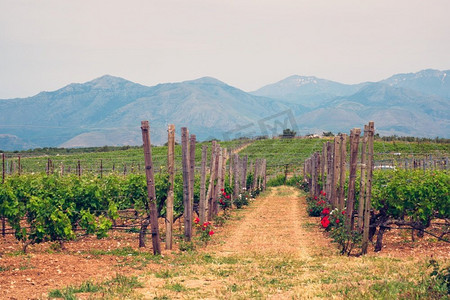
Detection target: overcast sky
<box><xmin>1</xmin><ymin>0</ymin><xmax>449</xmax><ymax>98</ymax></box>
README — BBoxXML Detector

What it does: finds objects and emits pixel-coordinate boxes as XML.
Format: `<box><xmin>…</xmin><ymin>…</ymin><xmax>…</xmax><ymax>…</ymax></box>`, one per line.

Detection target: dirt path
<box><xmin>215</xmin><ymin>187</ymin><xmax>316</xmax><ymax>259</ymax></box>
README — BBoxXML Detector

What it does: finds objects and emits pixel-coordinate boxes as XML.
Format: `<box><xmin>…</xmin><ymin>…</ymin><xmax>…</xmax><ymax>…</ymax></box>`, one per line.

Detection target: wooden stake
<box><xmin>2</xmin><ymin>153</ymin><xmax>5</xmax><ymax>184</ymax></box>
<box><xmin>199</xmin><ymin>145</ymin><xmax>208</xmax><ymax>224</ymax></box>
<box><xmin>140</xmin><ymin>121</ymin><xmax>161</xmax><ymax>254</ymax></box>
<box><xmin>362</xmin><ymin>122</ymin><xmax>375</xmax><ymax>255</ymax></box>
<box><xmin>166</xmin><ymin>124</ymin><xmax>175</xmax><ymax>250</ymax></box>
<box><xmin>206</xmin><ymin>141</ymin><xmax>217</xmax><ymax>220</ymax></box>
<box><xmin>189</xmin><ymin>134</ymin><xmax>196</xmax><ymax>221</ymax></box>
<box><xmin>332</xmin><ymin>136</ymin><xmax>341</xmax><ymax>208</ymax></box>
<box><xmin>338</xmin><ymin>134</ymin><xmax>347</xmax><ymax>210</ymax></box>
<box><xmin>346</xmin><ymin>128</ymin><xmax>361</xmax><ymax>231</ymax></box>
<box><xmin>181</xmin><ymin>127</ymin><xmax>192</xmax><ymax>241</ymax></box>
<box><xmin>357</xmin><ymin>125</ymin><xmax>369</xmax><ymax>231</ymax></box>
<box><xmin>325</xmin><ymin>142</ymin><xmax>333</xmax><ymax>202</ymax></box>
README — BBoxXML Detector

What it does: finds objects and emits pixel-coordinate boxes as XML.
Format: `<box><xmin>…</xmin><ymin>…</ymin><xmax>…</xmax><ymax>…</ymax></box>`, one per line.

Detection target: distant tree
<box><xmin>280</xmin><ymin>129</ymin><xmax>296</xmax><ymax>139</ymax></box>
<box><xmin>322</xmin><ymin>131</ymin><xmax>334</xmax><ymax>137</ymax></box>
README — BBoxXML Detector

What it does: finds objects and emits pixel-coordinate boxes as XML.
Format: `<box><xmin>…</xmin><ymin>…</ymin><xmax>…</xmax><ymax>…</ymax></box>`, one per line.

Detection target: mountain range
<box><xmin>0</xmin><ymin>69</ymin><xmax>449</xmax><ymax>151</ymax></box>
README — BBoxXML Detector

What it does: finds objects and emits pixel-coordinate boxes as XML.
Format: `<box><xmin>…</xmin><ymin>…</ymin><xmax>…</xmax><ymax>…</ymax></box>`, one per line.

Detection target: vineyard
<box><xmin>0</xmin><ymin>121</ymin><xmax>449</xmax><ymax>299</ymax></box>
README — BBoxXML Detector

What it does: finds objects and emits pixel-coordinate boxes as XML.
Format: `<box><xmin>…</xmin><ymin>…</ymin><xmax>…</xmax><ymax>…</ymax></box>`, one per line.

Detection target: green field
<box><xmin>2</xmin><ymin>138</ymin><xmax>449</xmax><ymax>176</ymax></box>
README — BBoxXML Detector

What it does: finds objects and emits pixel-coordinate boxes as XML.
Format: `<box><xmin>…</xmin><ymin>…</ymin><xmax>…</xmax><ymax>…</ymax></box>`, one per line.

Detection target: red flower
<box><xmin>220</xmin><ymin>189</ymin><xmax>224</xmax><ymax>192</ymax></box>
<box><xmin>322</xmin><ymin>192</ymin><xmax>327</xmax><ymax>196</ymax></box>
<box><xmin>321</xmin><ymin>216</ymin><xmax>330</xmax><ymax>228</ymax></box>
<box><xmin>209</xmin><ymin>230</ymin><xmax>214</xmax><ymax>236</ymax></box>
<box><xmin>226</xmin><ymin>195</ymin><xmax>230</xmax><ymax>199</ymax></box>
<box><xmin>321</xmin><ymin>208</ymin><xmax>330</xmax><ymax>215</ymax></box>
<box><xmin>336</xmin><ymin>219</ymin><xmax>340</xmax><ymax>224</ymax></box>
<box><xmin>194</xmin><ymin>217</ymin><xmax>200</xmax><ymax>224</ymax></box>
<box><xmin>219</xmin><ymin>199</ymin><xmax>224</xmax><ymax>204</ymax></box>
<box><xmin>314</xmin><ymin>196</ymin><xmax>318</xmax><ymax>200</ymax></box>
<box><xmin>342</xmin><ymin>210</ymin><xmax>346</xmax><ymax>215</ymax></box>
<box><xmin>223</xmin><ymin>192</ymin><xmax>226</xmax><ymax>196</ymax></box>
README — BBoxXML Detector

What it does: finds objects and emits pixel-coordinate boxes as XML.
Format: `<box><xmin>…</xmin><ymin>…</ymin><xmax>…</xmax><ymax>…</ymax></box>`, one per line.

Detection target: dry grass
<box><xmin>136</xmin><ymin>186</ymin><xmax>448</xmax><ymax>299</ymax></box>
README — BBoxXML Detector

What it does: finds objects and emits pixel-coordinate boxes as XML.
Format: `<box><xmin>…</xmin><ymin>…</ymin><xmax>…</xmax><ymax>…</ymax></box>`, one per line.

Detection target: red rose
<box><xmin>321</xmin><ymin>216</ymin><xmax>330</xmax><ymax>228</ymax></box>
<box><xmin>336</xmin><ymin>219</ymin><xmax>340</xmax><ymax>224</ymax></box>
<box><xmin>321</xmin><ymin>208</ymin><xmax>330</xmax><ymax>215</ymax></box>
<box><xmin>226</xmin><ymin>195</ymin><xmax>230</xmax><ymax>199</ymax></box>
<box><xmin>194</xmin><ymin>217</ymin><xmax>200</xmax><ymax>224</ymax></box>
<box><xmin>314</xmin><ymin>196</ymin><xmax>318</xmax><ymax>200</ymax></box>
<box><xmin>209</xmin><ymin>230</ymin><xmax>214</xmax><ymax>236</ymax></box>
<box><xmin>342</xmin><ymin>210</ymin><xmax>346</xmax><ymax>215</ymax></box>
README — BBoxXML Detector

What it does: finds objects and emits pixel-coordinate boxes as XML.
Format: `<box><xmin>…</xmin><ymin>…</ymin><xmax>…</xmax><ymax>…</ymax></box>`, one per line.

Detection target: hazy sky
<box><xmin>1</xmin><ymin>0</ymin><xmax>449</xmax><ymax>98</ymax></box>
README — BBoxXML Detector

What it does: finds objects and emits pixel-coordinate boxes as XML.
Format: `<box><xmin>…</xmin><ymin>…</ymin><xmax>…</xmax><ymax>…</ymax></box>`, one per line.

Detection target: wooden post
<box><xmin>140</xmin><ymin>121</ymin><xmax>161</xmax><ymax>254</ymax></box>
<box><xmin>206</xmin><ymin>141</ymin><xmax>217</xmax><ymax>220</ymax></box>
<box><xmin>199</xmin><ymin>145</ymin><xmax>208</xmax><ymax>224</ymax></box>
<box><xmin>321</xmin><ymin>143</ymin><xmax>326</xmax><ymax>179</ymax></box>
<box><xmin>325</xmin><ymin>142</ymin><xmax>333</xmax><ymax>202</ymax></box>
<box><xmin>17</xmin><ymin>156</ymin><xmax>21</xmax><ymax>176</ymax></box>
<box><xmin>332</xmin><ymin>136</ymin><xmax>341</xmax><ymax>208</ymax></box>
<box><xmin>228</xmin><ymin>150</ymin><xmax>233</xmax><ymax>187</ymax></box>
<box><xmin>357</xmin><ymin>125</ymin><xmax>369</xmax><ymax>231</ymax></box>
<box><xmin>262</xmin><ymin>159</ymin><xmax>267</xmax><ymax>190</ymax></box>
<box><xmin>338</xmin><ymin>134</ymin><xmax>347</xmax><ymax>210</ymax></box>
<box><xmin>100</xmin><ymin>159</ymin><xmax>103</xmax><ymax>178</ymax></box>
<box><xmin>362</xmin><ymin>122</ymin><xmax>375</xmax><ymax>255</ymax></box>
<box><xmin>241</xmin><ymin>155</ymin><xmax>248</xmax><ymax>191</ymax></box>
<box><xmin>214</xmin><ymin>147</ymin><xmax>223</xmax><ymax>216</ymax></box>
<box><xmin>181</xmin><ymin>127</ymin><xmax>192</xmax><ymax>241</ymax></box>
<box><xmin>252</xmin><ymin>159</ymin><xmax>259</xmax><ymax>191</ymax></box>
<box><xmin>189</xmin><ymin>134</ymin><xmax>196</xmax><ymax>220</ymax></box>
<box><xmin>46</xmin><ymin>158</ymin><xmax>50</xmax><ymax>175</ymax></box>
<box><xmin>233</xmin><ymin>154</ymin><xmax>240</xmax><ymax>200</ymax></box>
<box><xmin>2</xmin><ymin>153</ymin><xmax>5</xmax><ymax>184</ymax></box>
<box><xmin>166</xmin><ymin>124</ymin><xmax>175</xmax><ymax>250</ymax></box>
<box><xmin>77</xmin><ymin>160</ymin><xmax>81</xmax><ymax>177</ymax></box>
<box><xmin>60</xmin><ymin>163</ymin><xmax>64</xmax><ymax>176</ymax></box>
<box><xmin>346</xmin><ymin>128</ymin><xmax>361</xmax><ymax>231</ymax></box>
<box><xmin>1</xmin><ymin>153</ymin><xmax>4</xmax><ymax>237</ymax></box>
<box><xmin>211</xmin><ymin>145</ymin><xmax>220</xmax><ymax>217</ymax></box>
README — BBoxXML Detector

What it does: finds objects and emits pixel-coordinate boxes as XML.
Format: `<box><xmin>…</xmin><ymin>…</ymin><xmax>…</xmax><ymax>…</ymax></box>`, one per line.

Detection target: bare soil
<box><xmin>0</xmin><ymin>186</ymin><xmax>448</xmax><ymax>299</ymax></box>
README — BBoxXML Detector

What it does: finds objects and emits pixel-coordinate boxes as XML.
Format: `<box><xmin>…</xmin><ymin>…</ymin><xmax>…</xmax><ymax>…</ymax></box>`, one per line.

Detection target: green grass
<box><xmin>48</xmin><ymin>274</ymin><xmax>143</xmax><ymax>299</ymax></box>
<box><xmin>80</xmin><ymin>246</ymin><xmax>162</xmax><ymax>269</ymax></box>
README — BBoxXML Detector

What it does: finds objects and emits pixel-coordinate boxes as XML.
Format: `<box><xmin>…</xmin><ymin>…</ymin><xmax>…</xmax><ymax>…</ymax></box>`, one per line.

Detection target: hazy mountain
<box><xmin>0</xmin><ymin>76</ymin><xmax>298</xmax><ymax>149</ymax></box>
<box><xmin>0</xmin><ymin>69</ymin><xmax>449</xmax><ymax>150</ymax></box>
<box><xmin>301</xmin><ymin>82</ymin><xmax>449</xmax><ymax>137</ymax></box>
<box><xmin>251</xmin><ymin>75</ymin><xmax>366</xmax><ymax>108</ymax></box>
<box><xmin>381</xmin><ymin>69</ymin><xmax>450</xmax><ymax>99</ymax></box>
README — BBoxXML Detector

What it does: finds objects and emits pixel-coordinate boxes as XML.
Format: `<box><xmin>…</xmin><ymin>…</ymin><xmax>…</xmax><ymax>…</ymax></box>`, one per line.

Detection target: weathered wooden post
<box><xmin>166</xmin><ymin>124</ymin><xmax>175</xmax><ymax>250</ymax></box>
<box><xmin>252</xmin><ymin>158</ymin><xmax>259</xmax><ymax>191</ymax></box>
<box><xmin>241</xmin><ymin>155</ymin><xmax>248</xmax><ymax>191</ymax></box>
<box><xmin>206</xmin><ymin>141</ymin><xmax>217</xmax><ymax>220</ymax></box>
<box><xmin>189</xmin><ymin>134</ymin><xmax>196</xmax><ymax>219</ymax></box>
<box><xmin>358</xmin><ymin>125</ymin><xmax>369</xmax><ymax>231</ymax></box>
<box><xmin>181</xmin><ymin>127</ymin><xmax>192</xmax><ymax>241</ymax></box>
<box><xmin>233</xmin><ymin>153</ymin><xmax>240</xmax><ymax>200</ymax></box>
<box><xmin>325</xmin><ymin>142</ymin><xmax>334</xmax><ymax>202</ymax></box>
<box><xmin>140</xmin><ymin>121</ymin><xmax>161</xmax><ymax>254</ymax></box>
<box><xmin>332</xmin><ymin>136</ymin><xmax>341</xmax><ymax>208</ymax></box>
<box><xmin>346</xmin><ymin>128</ymin><xmax>361</xmax><ymax>231</ymax></box>
<box><xmin>338</xmin><ymin>134</ymin><xmax>347</xmax><ymax>210</ymax></box>
<box><xmin>1</xmin><ymin>153</ymin><xmax>4</xmax><ymax>237</ymax></box>
<box><xmin>199</xmin><ymin>145</ymin><xmax>207</xmax><ymax>224</ymax></box>
<box><xmin>362</xmin><ymin>122</ymin><xmax>375</xmax><ymax>254</ymax></box>
<box><xmin>2</xmin><ymin>153</ymin><xmax>5</xmax><ymax>184</ymax></box>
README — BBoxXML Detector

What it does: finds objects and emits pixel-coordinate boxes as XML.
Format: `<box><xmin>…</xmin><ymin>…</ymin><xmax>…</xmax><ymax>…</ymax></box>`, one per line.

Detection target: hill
<box><xmin>0</xmin><ymin>69</ymin><xmax>449</xmax><ymax>150</ymax></box>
